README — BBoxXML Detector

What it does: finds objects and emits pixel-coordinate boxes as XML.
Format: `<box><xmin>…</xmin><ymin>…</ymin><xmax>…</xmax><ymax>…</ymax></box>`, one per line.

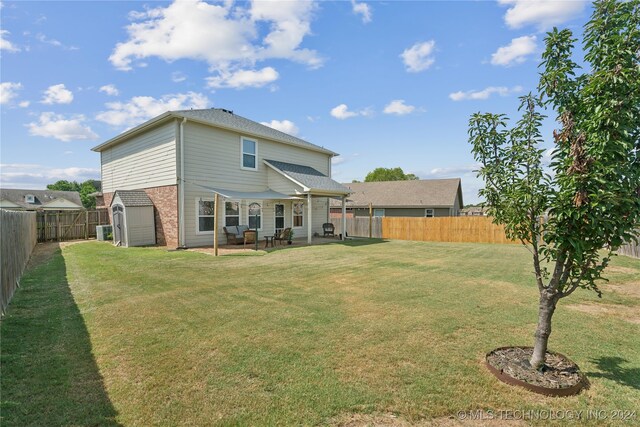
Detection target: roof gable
<box><xmin>264</xmin><ymin>160</ymin><xmax>351</xmax><ymax>195</ymax></box>
<box><xmin>92</xmin><ymin>109</ymin><xmax>337</xmax><ymax>156</ymax></box>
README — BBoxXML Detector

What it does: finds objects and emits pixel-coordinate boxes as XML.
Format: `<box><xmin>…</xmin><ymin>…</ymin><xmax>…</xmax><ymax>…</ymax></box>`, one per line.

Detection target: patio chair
<box><xmin>322</xmin><ymin>222</ymin><xmax>335</xmax><ymax>237</ymax></box>
<box><xmin>274</xmin><ymin>227</ymin><xmax>291</xmax><ymax>246</ymax></box>
<box><xmin>243</xmin><ymin>230</ymin><xmax>256</xmax><ymax>248</ymax></box>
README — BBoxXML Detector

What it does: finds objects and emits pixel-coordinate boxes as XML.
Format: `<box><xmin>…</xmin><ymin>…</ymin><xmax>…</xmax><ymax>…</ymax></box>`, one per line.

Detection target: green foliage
<box><xmin>469</xmin><ymin>0</ymin><xmax>640</xmax><ymax>300</ymax></box>
<box><xmin>47</xmin><ymin>179</ymin><xmax>101</xmax><ymax>209</ymax></box>
<box><xmin>364</xmin><ymin>167</ymin><xmax>419</xmax><ymax>182</ymax></box>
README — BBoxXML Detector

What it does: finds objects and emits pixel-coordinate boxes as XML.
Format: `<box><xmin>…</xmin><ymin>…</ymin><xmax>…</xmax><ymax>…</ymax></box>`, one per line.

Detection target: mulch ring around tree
<box><xmin>485</xmin><ymin>347</ymin><xmax>587</xmax><ymax>396</ymax></box>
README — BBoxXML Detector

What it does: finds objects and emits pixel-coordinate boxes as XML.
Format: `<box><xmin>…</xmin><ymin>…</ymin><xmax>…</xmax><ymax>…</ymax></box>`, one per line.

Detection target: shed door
<box><xmin>112</xmin><ymin>205</ymin><xmax>124</xmax><ymax>246</ymax></box>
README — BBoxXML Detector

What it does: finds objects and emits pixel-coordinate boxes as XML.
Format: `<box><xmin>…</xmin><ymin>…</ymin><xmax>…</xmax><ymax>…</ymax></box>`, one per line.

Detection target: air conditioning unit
<box><xmin>96</xmin><ymin>225</ymin><xmax>113</xmax><ymax>241</ymax></box>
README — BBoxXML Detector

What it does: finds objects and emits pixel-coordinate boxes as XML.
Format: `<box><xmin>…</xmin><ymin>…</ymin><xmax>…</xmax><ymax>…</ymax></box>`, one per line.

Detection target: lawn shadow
<box><xmin>0</xmin><ymin>243</ymin><xmax>121</xmax><ymax>426</ymax></box>
<box><xmin>587</xmin><ymin>357</ymin><xmax>640</xmax><ymax>391</ymax></box>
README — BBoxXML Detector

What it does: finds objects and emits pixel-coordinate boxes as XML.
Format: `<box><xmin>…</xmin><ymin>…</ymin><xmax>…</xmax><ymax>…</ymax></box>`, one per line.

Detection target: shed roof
<box><xmin>92</xmin><ymin>108</ymin><xmax>337</xmax><ymax>156</ymax></box>
<box><xmin>113</xmin><ymin>190</ymin><xmax>153</xmax><ymax>207</ymax></box>
<box><xmin>329</xmin><ymin>179</ymin><xmax>463</xmax><ymax>208</ymax></box>
<box><xmin>0</xmin><ymin>188</ymin><xmax>83</xmax><ymax>209</ymax></box>
<box><xmin>264</xmin><ymin>160</ymin><xmax>351</xmax><ymax>195</ymax></box>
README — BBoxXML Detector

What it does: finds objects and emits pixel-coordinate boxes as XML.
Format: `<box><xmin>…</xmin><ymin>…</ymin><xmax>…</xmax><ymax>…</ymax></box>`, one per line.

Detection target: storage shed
<box><xmin>110</xmin><ymin>190</ymin><xmax>156</xmax><ymax>247</ymax></box>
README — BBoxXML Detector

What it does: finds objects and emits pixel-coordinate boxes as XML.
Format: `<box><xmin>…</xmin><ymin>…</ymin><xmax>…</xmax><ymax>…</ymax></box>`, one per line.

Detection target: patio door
<box><xmin>274</xmin><ymin>203</ymin><xmax>285</xmax><ymax>234</ymax></box>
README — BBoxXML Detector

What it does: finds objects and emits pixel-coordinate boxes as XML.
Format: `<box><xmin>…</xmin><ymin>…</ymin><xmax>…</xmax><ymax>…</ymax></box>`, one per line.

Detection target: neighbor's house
<box><xmin>92</xmin><ymin>108</ymin><xmax>351</xmax><ymax>248</ymax></box>
<box><xmin>0</xmin><ymin>188</ymin><xmax>83</xmax><ymax>211</ymax></box>
<box><xmin>460</xmin><ymin>206</ymin><xmax>488</xmax><ymax>216</ymax></box>
<box><xmin>329</xmin><ymin>179</ymin><xmax>463</xmax><ymax>218</ymax></box>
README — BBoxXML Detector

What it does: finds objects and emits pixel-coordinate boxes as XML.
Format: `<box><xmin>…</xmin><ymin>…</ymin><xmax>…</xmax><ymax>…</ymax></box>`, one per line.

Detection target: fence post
<box><xmin>85</xmin><ymin>210</ymin><xmax>89</xmax><ymax>240</ymax></box>
<box><xmin>369</xmin><ymin>202</ymin><xmax>372</xmax><ymax>239</ymax></box>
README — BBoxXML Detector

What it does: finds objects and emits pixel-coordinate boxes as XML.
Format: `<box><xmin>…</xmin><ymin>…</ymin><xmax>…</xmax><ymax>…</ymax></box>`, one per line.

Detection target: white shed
<box><xmin>110</xmin><ymin>190</ymin><xmax>156</xmax><ymax>247</ymax></box>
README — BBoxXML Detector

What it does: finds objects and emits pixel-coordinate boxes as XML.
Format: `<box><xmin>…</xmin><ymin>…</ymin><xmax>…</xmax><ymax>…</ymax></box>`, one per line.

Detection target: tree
<box><xmin>364</xmin><ymin>167</ymin><xmax>419</xmax><ymax>182</ymax></box>
<box><xmin>468</xmin><ymin>0</ymin><xmax>640</xmax><ymax>370</ymax></box>
<box><xmin>47</xmin><ymin>179</ymin><xmax>101</xmax><ymax>209</ymax></box>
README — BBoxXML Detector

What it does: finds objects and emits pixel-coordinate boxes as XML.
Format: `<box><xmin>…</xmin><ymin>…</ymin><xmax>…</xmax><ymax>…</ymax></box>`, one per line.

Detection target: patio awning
<box><xmin>193</xmin><ymin>183</ymin><xmax>303</xmax><ymax>200</ymax></box>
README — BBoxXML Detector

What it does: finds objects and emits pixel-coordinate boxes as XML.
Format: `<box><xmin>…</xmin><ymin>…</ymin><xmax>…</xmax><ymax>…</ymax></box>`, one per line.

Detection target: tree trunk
<box><xmin>530</xmin><ymin>292</ymin><xmax>557</xmax><ymax>370</ymax></box>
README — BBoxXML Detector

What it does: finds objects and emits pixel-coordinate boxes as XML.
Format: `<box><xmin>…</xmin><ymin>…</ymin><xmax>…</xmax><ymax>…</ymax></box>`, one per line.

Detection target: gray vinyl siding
<box><xmin>101</xmin><ymin>121</ymin><xmax>177</xmax><ymax>193</ymax></box>
<box><xmin>182</xmin><ymin>121</ymin><xmax>331</xmax><ymax>247</ymax></box>
<box><xmin>354</xmin><ymin>207</ymin><xmax>453</xmax><ymax>217</ymax></box>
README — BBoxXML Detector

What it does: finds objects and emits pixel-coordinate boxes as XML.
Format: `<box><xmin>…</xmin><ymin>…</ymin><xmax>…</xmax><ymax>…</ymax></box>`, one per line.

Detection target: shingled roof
<box><xmin>264</xmin><ymin>160</ymin><xmax>351</xmax><ymax>195</ymax></box>
<box><xmin>0</xmin><ymin>188</ymin><xmax>82</xmax><ymax>209</ymax></box>
<box><xmin>329</xmin><ymin>179</ymin><xmax>463</xmax><ymax>208</ymax></box>
<box><xmin>92</xmin><ymin>108</ymin><xmax>337</xmax><ymax>156</ymax></box>
<box><xmin>113</xmin><ymin>190</ymin><xmax>153</xmax><ymax>207</ymax></box>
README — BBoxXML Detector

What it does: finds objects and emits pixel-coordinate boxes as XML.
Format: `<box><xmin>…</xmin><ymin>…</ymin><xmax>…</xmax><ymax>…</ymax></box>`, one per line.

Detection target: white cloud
<box><xmin>0</xmin><ymin>163</ymin><xmax>100</xmax><ymax>189</ymax></box>
<box><xmin>0</xmin><ymin>30</ymin><xmax>20</xmax><ymax>52</ymax></box>
<box><xmin>351</xmin><ymin>0</ymin><xmax>372</xmax><ymax>23</ymax></box>
<box><xmin>383</xmin><ymin>99</ymin><xmax>416</xmax><ymax>115</ymax></box>
<box><xmin>330</xmin><ymin>103</ymin><xmax>371</xmax><ymax>120</ymax></box>
<box><xmin>36</xmin><ymin>33</ymin><xmax>78</xmax><ymax>50</ymax></box>
<box><xmin>260</xmin><ymin>119</ymin><xmax>299</xmax><ymax>136</ymax></box>
<box><xmin>0</xmin><ymin>82</ymin><xmax>23</xmax><ymax>104</ymax></box>
<box><xmin>449</xmin><ymin>85</ymin><xmax>523</xmax><ymax>101</ymax></box>
<box><xmin>172</xmin><ymin>71</ymin><xmax>187</xmax><ymax>82</ymax></box>
<box><xmin>109</xmin><ymin>0</ymin><xmax>322</xmax><ymax>83</ymax></box>
<box><xmin>206</xmin><ymin>67</ymin><xmax>279</xmax><ymax>89</ymax></box>
<box><xmin>99</xmin><ymin>84</ymin><xmax>120</xmax><ymax>96</ymax></box>
<box><xmin>491</xmin><ymin>35</ymin><xmax>537</xmax><ymax>66</ymax></box>
<box><xmin>401</xmin><ymin>40</ymin><xmax>436</xmax><ymax>72</ymax></box>
<box><xmin>27</xmin><ymin>112</ymin><xmax>98</xmax><ymax>142</ymax></box>
<box><xmin>499</xmin><ymin>0</ymin><xmax>588</xmax><ymax>30</ymax></box>
<box><xmin>41</xmin><ymin>84</ymin><xmax>74</xmax><ymax>104</ymax></box>
<box><xmin>96</xmin><ymin>91</ymin><xmax>209</xmax><ymax>128</ymax></box>
<box><xmin>331</xmin><ymin>156</ymin><xmax>345</xmax><ymax>166</ymax></box>
<box><xmin>18</xmin><ymin>100</ymin><xmax>30</xmax><ymax>108</ymax></box>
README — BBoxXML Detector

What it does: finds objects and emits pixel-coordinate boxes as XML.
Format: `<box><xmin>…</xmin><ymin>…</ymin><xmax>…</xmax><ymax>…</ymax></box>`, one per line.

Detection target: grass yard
<box><xmin>1</xmin><ymin>240</ymin><xmax>639</xmax><ymax>426</ymax></box>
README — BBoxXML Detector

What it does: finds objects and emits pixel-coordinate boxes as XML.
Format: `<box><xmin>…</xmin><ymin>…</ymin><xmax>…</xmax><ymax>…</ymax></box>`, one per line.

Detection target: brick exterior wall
<box><xmin>102</xmin><ymin>184</ymin><xmax>179</xmax><ymax>248</ymax></box>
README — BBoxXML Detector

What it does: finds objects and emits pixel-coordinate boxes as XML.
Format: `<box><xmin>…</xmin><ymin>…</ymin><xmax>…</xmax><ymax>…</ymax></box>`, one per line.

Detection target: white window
<box><xmin>25</xmin><ymin>194</ymin><xmax>35</xmax><ymax>203</ymax></box>
<box><xmin>225</xmin><ymin>201</ymin><xmax>240</xmax><ymax>226</ymax></box>
<box><xmin>196</xmin><ymin>198</ymin><xmax>215</xmax><ymax>234</ymax></box>
<box><xmin>292</xmin><ymin>202</ymin><xmax>304</xmax><ymax>227</ymax></box>
<box><xmin>241</xmin><ymin>137</ymin><xmax>257</xmax><ymax>170</ymax></box>
<box><xmin>247</xmin><ymin>202</ymin><xmax>262</xmax><ymax>230</ymax></box>
<box><xmin>425</xmin><ymin>209</ymin><xmax>434</xmax><ymax>217</ymax></box>
<box><xmin>373</xmin><ymin>209</ymin><xmax>385</xmax><ymax>217</ymax></box>
<box><xmin>274</xmin><ymin>203</ymin><xmax>285</xmax><ymax>232</ymax></box>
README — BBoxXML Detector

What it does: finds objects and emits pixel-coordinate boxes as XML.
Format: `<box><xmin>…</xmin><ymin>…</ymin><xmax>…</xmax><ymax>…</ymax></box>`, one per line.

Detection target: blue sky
<box><xmin>1</xmin><ymin>0</ymin><xmax>591</xmax><ymax>203</ymax></box>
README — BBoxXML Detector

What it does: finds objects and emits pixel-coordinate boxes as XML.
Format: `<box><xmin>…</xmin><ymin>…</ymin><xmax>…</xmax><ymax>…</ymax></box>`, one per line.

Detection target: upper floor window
<box><xmin>425</xmin><ymin>209</ymin><xmax>434</xmax><ymax>217</ymax></box>
<box><xmin>25</xmin><ymin>194</ymin><xmax>35</xmax><ymax>203</ymax></box>
<box><xmin>241</xmin><ymin>137</ymin><xmax>257</xmax><ymax>170</ymax></box>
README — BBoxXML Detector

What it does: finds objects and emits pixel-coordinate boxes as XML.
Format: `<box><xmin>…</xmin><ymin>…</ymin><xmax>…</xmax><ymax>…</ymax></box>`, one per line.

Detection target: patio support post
<box><xmin>307</xmin><ymin>193</ymin><xmax>312</xmax><ymax>244</ymax></box>
<box><xmin>341</xmin><ymin>196</ymin><xmax>346</xmax><ymax>241</ymax></box>
<box><xmin>213</xmin><ymin>192</ymin><xmax>219</xmax><ymax>256</ymax></box>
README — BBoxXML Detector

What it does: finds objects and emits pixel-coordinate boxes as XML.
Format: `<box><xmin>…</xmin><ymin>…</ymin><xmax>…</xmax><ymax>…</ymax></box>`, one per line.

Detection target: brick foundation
<box><xmin>102</xmin><ymin>184</ymin><xmax>179</xmax><ymax>248</ymax></box>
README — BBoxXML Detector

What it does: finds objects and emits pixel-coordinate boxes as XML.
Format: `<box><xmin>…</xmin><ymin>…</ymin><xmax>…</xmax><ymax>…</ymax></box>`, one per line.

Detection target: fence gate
<box><xmin>36</xmin><ymin>210</ymin><xmax>110</xmax><ymax>242</ymax></box>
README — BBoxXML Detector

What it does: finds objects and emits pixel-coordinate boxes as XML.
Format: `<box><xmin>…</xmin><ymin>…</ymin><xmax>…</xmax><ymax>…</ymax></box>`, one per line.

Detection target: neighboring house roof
<box><xmin>92</xmin><ymin>108</ymin><xmax>337</xmax><ymax>156</ymax></box>
<box><xmin>329</xmin><ymin>179</ymin><xmax>463</xmax><ymax>208</ymax></box>
<box><xmin>112</xmin><ymin>190</ymin><xmax>154</xmax><ymax>207</ymax></box>
<box><xmin>264</xmin><ymin>160</ymin><xmax>351</xmax><ymax>195</ymax></box>
<box><xmin>460</xmin><ymin>206</ymin><xmax>488</xmax><ymax>215</ymax></box>
<box><xmin>0</xmin><ymin>188</ymin><xmax>83</xmax><ymax>210</ymax></box>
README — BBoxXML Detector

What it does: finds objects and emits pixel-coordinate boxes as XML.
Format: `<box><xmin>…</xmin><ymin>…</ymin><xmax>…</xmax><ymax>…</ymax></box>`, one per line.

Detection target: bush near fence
<box><xmin>331</xmin><ymin>216</ymin><xmax>516</xmax><ymax>244</ymax></box>
<box><xmin>1</xmin><ymin>210</ymin><xmax>37</xmax><ymax>315</ymax></box>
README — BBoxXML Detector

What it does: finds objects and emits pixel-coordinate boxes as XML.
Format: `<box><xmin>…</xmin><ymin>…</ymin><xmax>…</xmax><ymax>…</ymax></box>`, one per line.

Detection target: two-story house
<box><xmin>92</xmin><ymin>108</ymin><xmax>351</xmax><ymax>248</ymax></box>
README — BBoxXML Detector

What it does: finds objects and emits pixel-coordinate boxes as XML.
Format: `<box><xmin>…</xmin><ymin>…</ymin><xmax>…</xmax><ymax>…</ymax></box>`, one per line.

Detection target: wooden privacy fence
<box><xmin>36</xmin><ymin>209</ymin><xmax>110</xmax><ymax>242</ymax></box>
<box><xmin>617</xmin><ymin>232</ymin><xmax>639</xmax><ymax>259</ymax></box>
<box><xmin>1</xmin><ymin>210</ymin><xmax>37</xmax><ymax>315</ymax></box>
<box><xmin>382</xmin><ymin>216</ymin><xmax>517</xmax><ymax>244</ymax></box>
<box><xmin>332</xmin><ymin>216</ymin><xmax>516</xmax><ymax>244</ymax></box>
<box><xmin>331</xmin><ymin>217</ymin><xmax>382</xmax><ymax>238</ymax></box>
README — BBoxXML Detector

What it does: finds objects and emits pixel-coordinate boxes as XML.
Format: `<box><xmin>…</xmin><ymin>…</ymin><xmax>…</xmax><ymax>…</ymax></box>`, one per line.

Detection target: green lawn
<box><xmin>1</xmin><ymin>240</ymin><xmax>639</xmax><ymax>426</ymax></box>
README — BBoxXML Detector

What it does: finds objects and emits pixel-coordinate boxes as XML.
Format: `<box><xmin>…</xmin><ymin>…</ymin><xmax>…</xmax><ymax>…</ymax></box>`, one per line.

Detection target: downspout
<box><xmin>179</xmin><ymin>117</ymin><xmax>187</xmax><ymax>248</ymax></box>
